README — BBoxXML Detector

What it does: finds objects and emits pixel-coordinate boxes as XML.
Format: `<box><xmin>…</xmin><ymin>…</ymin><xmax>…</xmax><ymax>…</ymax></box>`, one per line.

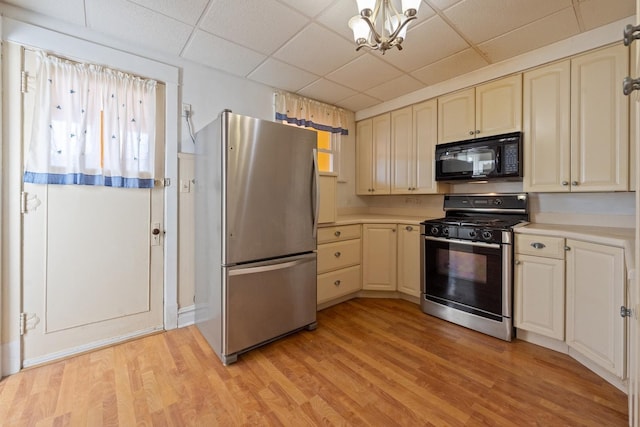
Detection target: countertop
<box><xmin>321</xmin><ymin>214</ymin><xmax>432</xmax><ymax>226</ymax></box>
<box><xmin>514</xmin><ymin>223</ymin><xmax>635</xmax><ymax>275</ymax></box>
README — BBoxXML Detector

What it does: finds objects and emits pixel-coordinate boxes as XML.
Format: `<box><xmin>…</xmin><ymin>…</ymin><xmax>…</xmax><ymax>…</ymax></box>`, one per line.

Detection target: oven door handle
<box><xmin>424</xmin><ymin>235</ymin><xmax>502</xmax><ymax>249</ymax></box>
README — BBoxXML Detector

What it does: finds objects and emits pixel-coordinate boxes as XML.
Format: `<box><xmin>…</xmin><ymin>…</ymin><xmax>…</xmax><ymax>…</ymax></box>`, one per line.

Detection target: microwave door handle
<box><xmin>495</xmin><ymin>148</ymin><xmax>501</xmax><ymax>173</ymax></box>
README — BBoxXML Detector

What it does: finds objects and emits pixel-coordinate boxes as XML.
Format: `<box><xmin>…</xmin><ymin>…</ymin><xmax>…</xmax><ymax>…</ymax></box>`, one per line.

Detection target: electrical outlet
<box><xmin>182</xmin><ymin>103</ymin><xmax>191</xmax><ymax>117</ymax></box>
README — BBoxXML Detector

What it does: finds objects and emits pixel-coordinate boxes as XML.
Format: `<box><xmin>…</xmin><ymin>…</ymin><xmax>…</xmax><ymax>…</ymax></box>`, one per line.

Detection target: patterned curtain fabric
<box><xmin>24</xmin><ymin>51</ymin><xmax>157</xmax><ymax>188</ymax></box>
<box><xmin>274</xmin><ymin>90</ymin><xmax>349</xmax><ymax>135</ymax></box>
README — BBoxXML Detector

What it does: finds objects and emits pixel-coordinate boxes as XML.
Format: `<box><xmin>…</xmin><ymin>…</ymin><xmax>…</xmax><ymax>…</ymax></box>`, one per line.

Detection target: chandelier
<box><xmin>348</xmin><ymin>0</ymin><xmax>421</xmax><ymax>54</ymax></box>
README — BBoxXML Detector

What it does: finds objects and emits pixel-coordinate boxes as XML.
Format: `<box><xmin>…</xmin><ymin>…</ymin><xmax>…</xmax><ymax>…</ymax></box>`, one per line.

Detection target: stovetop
<box><xmin>421</xmin><ymin>193</ymin><xmax>529</xmax><ymax>244</ymax></box>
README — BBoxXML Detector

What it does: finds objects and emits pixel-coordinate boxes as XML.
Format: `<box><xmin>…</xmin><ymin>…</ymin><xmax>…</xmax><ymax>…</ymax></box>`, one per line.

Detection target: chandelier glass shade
<box><xmin>349</xmin><ymin>0</ymin><xmax>421</xmax><ymax>54</ymax></box>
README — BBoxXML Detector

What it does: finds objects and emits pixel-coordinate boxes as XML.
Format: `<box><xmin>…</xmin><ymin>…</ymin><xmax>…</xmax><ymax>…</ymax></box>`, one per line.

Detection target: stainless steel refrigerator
<box><xmin>194</xmin><ymin>110</ymin><xmax>318</xmax><ymax>365</ymax></box>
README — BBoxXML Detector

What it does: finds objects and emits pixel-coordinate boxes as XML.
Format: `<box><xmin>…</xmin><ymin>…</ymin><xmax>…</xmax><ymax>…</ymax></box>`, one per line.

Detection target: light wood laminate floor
<box><xmin>0</xmin><ymin>298</ymin><xmax>628</xmax><ymax>426</ymax></box>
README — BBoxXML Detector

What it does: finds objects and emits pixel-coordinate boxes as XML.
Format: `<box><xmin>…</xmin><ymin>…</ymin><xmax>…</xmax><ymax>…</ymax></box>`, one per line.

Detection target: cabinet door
<box><xmin>397</xmin><ymin>224</ymin><xmax>421</xmax><ymax>297</ymax></box>
<box><xmin>475</xmin><ymin>74</ymin><xmax>522</xmax><ymax>138</ymax></box>
<box><xmin>566</xmin><ymin>239</ymin><xmax>626</xmax><ymax>379</ymax></box>
<box><xmin>362</xmin><ymin>224</ymin><xmax>397</xmax><ymax>291</ymax></box>
<box><xmin>318</xmin><ymin>175</ymin><xmax>336</xmax><ymax>224</ymax></box>
<box><xmin>372</xmin><ymin>114</ymin><xmax>391</xmax><ymax>194</ymax></box>
<box><xmin>523</xmin><ymin>60</ymin><xmax>571</xmax><ymax>192</ymax></box>
<box><xmin>356</xmin><ymin>119</ymin><xmax>373</xmax><ymax>195</ymax></box>
<box><xmin>570</xmin><ymin>44</ymin><xmax>629</xmax><ymax>192</ymax></box>
<box><xmin>514</xmin><ymin>254</ymin><xmax>565</xmax><ymax>340</ymax></box>
<box><xmin>438</xmin><ymin>88</ymin><xmax>475</xmax><ymax>143</ymax></box>
<box><xmin>413</xmin><ymin>99</ymin><xmax>442</xmax><ymax>194</ymax></box>
<box><xmin>391</xmin><ymin>106</ymin><xmax>413</xmax><ymax>194</ymax></box>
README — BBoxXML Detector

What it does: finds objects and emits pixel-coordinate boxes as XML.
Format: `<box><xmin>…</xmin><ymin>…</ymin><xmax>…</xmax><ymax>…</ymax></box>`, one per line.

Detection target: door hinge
<box><xmin>154</xmin><ymin>178</ymin><xmax>171</xmax><ymax>187</ymax></box>
<box><xmin>21</xmin><ymin>191</ymin><xmax>41</xmax><ymax>214</ymax></box>
<box><xmin>21</xmin><ymin>70</ymin><xmax>29</xmax><ymax>93</ymax></box>
<box><xmin>19</xmin><ymin>312</ymin><xmax>40</xmax><ymax>336</ymax></box>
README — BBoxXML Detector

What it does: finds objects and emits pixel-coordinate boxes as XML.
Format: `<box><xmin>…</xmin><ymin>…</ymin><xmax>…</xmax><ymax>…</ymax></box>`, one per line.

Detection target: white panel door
<box><xmin>21</xmin><ymin>49</ymin><xmax>165</xmax><ymax>367</ymax></box>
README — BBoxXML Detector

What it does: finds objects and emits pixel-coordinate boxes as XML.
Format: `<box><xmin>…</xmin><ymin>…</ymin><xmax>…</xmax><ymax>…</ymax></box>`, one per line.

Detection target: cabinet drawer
<box><xmin>317</xmin><ymin>265</ymin><xmax>361</xmax><ymax>304</ymax></box>
<box><xmin>317</xmin><ymin>239</ymin><xmax>361</xmax><ymax>273</ymax></box>
<box><xmin>318</xmin><ymin>224</ymin><xmax>361</xmax><ymax>244</ymax></box>
<box><xmin>516</xmin><ymin>234</ymin><xmax>565</xmax><ymax>259</ymax></box>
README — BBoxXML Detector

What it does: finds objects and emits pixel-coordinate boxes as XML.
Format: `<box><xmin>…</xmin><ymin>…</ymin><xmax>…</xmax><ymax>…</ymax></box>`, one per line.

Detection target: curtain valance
<box><xmin>274</xmin><ymin>90</ymin><xmax>349</xmax><ymax>135</ymax></box>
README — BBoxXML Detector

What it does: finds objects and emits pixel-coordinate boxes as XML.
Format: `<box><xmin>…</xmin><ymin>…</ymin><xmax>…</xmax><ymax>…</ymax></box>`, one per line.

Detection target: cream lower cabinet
<box><xmin>362</xmin><ymin>224</ymin><xmax>397</xmax><ymax>291</ymax></box>
<box><xmin>317</xmin><ymin>225</ymin><xmax>362</xmax><ymax>306</ymax></box>
<box><xmin>397</xmin><ymin>224</ymin><xmax>421</xmax><ymax>297</ymax></box>
<box><xmin>566</xmin><ymin>239</ymin><xmax>626</xmax><ymax>379</ymax></box>
<box><xmin>514</xmin><ymin>235</ymin><xmax>566</xmax><ymax>340</ymax></box>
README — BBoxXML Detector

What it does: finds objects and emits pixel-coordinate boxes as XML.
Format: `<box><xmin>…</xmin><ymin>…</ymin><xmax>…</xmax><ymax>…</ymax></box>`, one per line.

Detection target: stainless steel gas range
<box><xmin>420</xmin><ymin>193</ymin><xmax>529</xmax><ymax>341</ymax></box>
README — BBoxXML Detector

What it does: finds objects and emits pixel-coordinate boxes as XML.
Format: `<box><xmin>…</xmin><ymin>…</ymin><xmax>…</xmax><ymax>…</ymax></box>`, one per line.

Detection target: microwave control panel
<box><xmin>503</xmin><ymin>143</ymin><xmax>519</xmax><ymax>174</ymax></box>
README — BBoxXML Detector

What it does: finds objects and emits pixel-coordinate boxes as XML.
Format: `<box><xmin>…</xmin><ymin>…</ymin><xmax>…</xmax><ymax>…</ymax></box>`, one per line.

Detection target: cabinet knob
<box><xmin>475</xmin><ymin>130</ymin><xmax>480</xmax><ymax>134</ymax></box>
<box><xmin>623</xmin><ymin>76</ymin><xmax>640</xmax><ymax>95</ymax></box>
<box><xmin>334</xmin><ymin>231</ymin><xmax>341</xmax><ymax>237</ymax></box>
<box><xmin>514</xmin><ymin>260</ymin><xmax>521</xmax><ymax>265</ymax></box>
<box><xmin>571</xmin><ymin>181</ymin><xmax>579</xmax><ymax>186</ymax></box>
<box><xmin>334</xmin><ymin>251</ymin><xmax>341</xmax><ymax>258</ymax></box>
<box><xmin>561</xmin><ymin>181</ymin><xmax>569</xmax><ymax>186</ymax></box>
<box><xmin>406</xmin><ymin>226</ymin><xmax>413</xmax><ymax>231</ymax></box>
<box><xmin>334</xmin><ymin>280</ymin><xmax>341</xmax><ymax>287</ymax></box>
<box><xmin>469</xmin><ymin>130</ymin><xmax>474</xmax><ymax>135</ymax></box>
<box><xmin>623</xmin><ymin>23</ymin><xmax>640</xmax><ymax>46</ymax></box>
<box><xmin>530</xmin><ymin>242</ymin><xmax>546</xmax><ymax>249</ymax></box>
<box><xmin>564</xmin><ymin>246</ymin><xmax>571</xmax><ymax>251</ymax></box>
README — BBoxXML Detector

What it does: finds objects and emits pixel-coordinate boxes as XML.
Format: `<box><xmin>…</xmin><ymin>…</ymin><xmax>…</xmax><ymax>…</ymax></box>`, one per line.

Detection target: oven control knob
<box><xmin>430</xmin><ymin>226</ymin><xmax>440</xmax><ymax>236</ymax></box>
<box><xmin>468</xmin><ymin>230</ymin><xmax>477</xmax><ymax>238</ymax></box>
<box><xmin>442</xmin><ymin>228</ymin><xmax>450</xmax><ymax>237</ymax></box>
<box><xmin>493</xmin><ymin>198</ymin><xmax>503</xmax><ymax>205</ymax></box>
<box><xmin>482</xmin><ymin>230</ymin><xmax>493</xmax><ymax>240</ymax></box>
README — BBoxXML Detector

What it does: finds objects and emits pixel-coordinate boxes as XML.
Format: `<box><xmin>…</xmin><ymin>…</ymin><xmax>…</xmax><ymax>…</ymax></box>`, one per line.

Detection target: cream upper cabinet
<box><xmin>565</xmin><ymin>239</ymin><xmax>626</xmax><ymax>379</ymax></box>
<box><xmin>523</xmin><ymin>60</ymin><xmax>571</xmax><ymax>192</ymax></box>
<box><xmin>438</xmin><ymin>74</ymin><xmax>522</xmax><ymax>144</ymax></box>
<box><xmin>570</xmin><ymin>44</ymin><xmax>629</xmax><ymax>192</ymax></box>
<box><xmin>514</xmin><ymin>234</ymin><xmax>566</xmax><ymax>340</ymax></box>
<box><xmin>524</xmin><ymin>45</ymin><xmax>629</xmax><ymax>192</ymax></box>
<box><xmin>356</xmin><ymin>114</ymin><xmax>391</xmax><ymax>195</ymax></box>
<box><xmin>362</xmin><ymin>224</ymin><xmax>397</xmax><ymax>291</ymax></box>
<box><xmin>391</xmin><ymin>100</ymin><xmax>442</xmax><ymax>194</ymax></box>
<box><xmin>397</xmin><ymin>224</ymin><xmax>421</xmax><ymax>297</ymax></box>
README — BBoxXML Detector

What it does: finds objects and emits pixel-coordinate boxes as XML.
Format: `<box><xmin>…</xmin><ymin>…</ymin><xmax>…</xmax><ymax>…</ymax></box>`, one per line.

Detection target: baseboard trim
<box><xmin>178</xmin><ymin>305</ymin><xmax>195</xmax><ymax>328</ymax></box>
<box><xmin>1</xmin><ymin>339</ymin><xmax>21</xmax><ymax>377</ymax></box>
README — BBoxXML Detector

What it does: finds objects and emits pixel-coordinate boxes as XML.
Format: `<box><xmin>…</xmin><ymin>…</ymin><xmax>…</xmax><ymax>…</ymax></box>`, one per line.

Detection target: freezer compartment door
<box><xmin>224</xmin><ymin>253</ymin><xmax>317</xmax><ymax>357</ymax></box>
<box><xmin>224</xmin><ymin>113</ymin><xmax>318</xmax><ymax>264</ymax></box>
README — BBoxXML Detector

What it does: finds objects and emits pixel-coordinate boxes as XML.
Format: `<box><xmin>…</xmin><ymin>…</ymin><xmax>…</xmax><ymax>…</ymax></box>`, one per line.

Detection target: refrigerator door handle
<box><xmin>228</xmin><ymin>254</ymin><xmax>316</xmax><ymax>276</ymax></box>
<box><xmin>312</xmin><ymin>148</ymin><xmax>319</xmax><ymax>239</ymax></box>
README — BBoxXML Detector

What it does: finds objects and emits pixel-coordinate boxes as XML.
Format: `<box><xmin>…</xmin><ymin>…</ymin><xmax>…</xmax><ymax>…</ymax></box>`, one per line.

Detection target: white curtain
<box><xmin>274</xmin><ymin>90</ymin><xmax>349</xmax><ymax>135</ymax></box>
<box><xmin>24</xmin><ymin>51</ymin><xmax>157</xmax><ymax>188</ymax></box>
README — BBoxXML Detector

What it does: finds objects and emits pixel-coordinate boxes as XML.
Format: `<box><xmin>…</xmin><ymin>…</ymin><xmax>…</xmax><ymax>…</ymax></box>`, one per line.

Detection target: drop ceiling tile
<box><xmin>247</xmin><ymin>58</ymin><xmax>320</xmax><ymax>92</ymax></box>
<box><xmin>577</xmin><ymin>0</ymin><xmax>635</xmax><ymax>31</ymax></box>
<box><xmin>85</xmin><ymin>0</ymin><xmax>193</xmax><ymax>55</ymax></box>
<box><xmin>336</xmin><ymin>93</ymin><xmax>382</xmax><ymax>111</ymax></box>
<box><xmin>425</xmin><ymin>0</ymin><xmax>463</xmax><ymax>11</ymax></box>
<box><xmin>273</xmin><ymin>23</ymin><xmax>362</xmax><ymax>76</ymax></box>
<box><xmin>365</xmin><ymin>74</ymin><xmax>425</xmax><ymax>101</ymax></box>
<box><xmin>479</xmin><ymin>7</ymin><xmax>580</xmax><ymax>63</ymax></box>
<box><xmin>411</xmin><ymin>48</ymin><xmax>487</xmax><ymax>85</ymax></box>
<box><xmin>128</xmin><ymin>0</ymin><xmax>209</xmax><ymax>25</ymax></box>
<box><xmin>277</xmin><ymin>0</ymin><xmax>336</xmax><ymax>19</ymax></box>
<box><xmin>297</xmin><ymin>78</ymin><xmax>358</xmax><ymax>105</ymax></box>
<box><xmin>4</xmin><ymin>0</ymin><xmax>86</xmax><ymax>25</ymax></box>
<box><xmin>326</xmin><ymin>54</ymin><xmax>403</xmax><ymax>92</ymax></box>
<box><xmin>182</xmin><ymin>30</ymin><xmax>267</xmax><ymax>76</ymax></box>
<box><xmin>199</xmin><ymin>0</ymin><xmax>309</xmax><ymax>55</ymax></box>
<box><xmin>378</xmin><ymin>15</ymin><xmax>470</xmax><ymax>72</ymax></box>
<box><xmin>444</xmin><ymin>0</ymin><xmax>572</xmax><ymax>44</ymax></box>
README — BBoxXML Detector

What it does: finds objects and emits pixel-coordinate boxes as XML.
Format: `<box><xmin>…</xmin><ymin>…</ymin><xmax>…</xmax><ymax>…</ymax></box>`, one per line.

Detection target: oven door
<box><xmin>422</xmin><ymin>235</ymin><xmax>510</xmax><ymax>321</ymax></box>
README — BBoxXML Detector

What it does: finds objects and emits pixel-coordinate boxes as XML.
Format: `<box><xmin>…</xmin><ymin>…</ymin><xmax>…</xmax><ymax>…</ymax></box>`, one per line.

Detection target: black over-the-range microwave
<box><xmin>435</xmin><ymin>132</ymin><xmax>523</xmax><ymax>182</ymax></box>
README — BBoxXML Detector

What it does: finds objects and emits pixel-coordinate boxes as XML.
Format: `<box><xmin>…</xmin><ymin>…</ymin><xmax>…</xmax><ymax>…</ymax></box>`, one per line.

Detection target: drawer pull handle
<box><xmin>334</xmin><ymin>251</ymin><xmax>341</xmax><ymax>258</ymax></box>
<box><xmin>406</xmin><ymin>226</ymin><xmax>413</xmax><ymax>231</ymax></box>
<box><xmin>334</xmin><ymin>231</ymin><xmax>341</xmax><ymax>237</ymax></box>
<box><xmin>531</xmin><ymin>242</ymin><xmax>546</xmax><ymax>249</ymax></box>
<box><xmin>334</xmin><ymin>280</ymin><xmax>341</xmax><ymax>286</ymax></box>
<box><xmin>515</xmin><ymin>260</ymin><xmax>521</xmax><ymax>265</ymax></box>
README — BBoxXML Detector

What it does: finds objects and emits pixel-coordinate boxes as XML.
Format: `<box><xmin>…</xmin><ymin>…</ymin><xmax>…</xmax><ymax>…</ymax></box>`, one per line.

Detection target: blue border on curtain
<box><xmin>275</xmin><ymin>112</ymin><xmax>349</xmax><ymax>135</ymax></box>
<box><xmin>23</xmin><ymin>172</ymin><xmax>154</xmax><ymax>188</ymax></box>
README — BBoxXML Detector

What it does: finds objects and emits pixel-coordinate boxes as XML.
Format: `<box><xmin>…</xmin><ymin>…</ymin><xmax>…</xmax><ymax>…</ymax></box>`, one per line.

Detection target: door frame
<box><xmin>1</xmin><ymin>18</ymin><xmax>180</xmax><ymax>374</ymax></box>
